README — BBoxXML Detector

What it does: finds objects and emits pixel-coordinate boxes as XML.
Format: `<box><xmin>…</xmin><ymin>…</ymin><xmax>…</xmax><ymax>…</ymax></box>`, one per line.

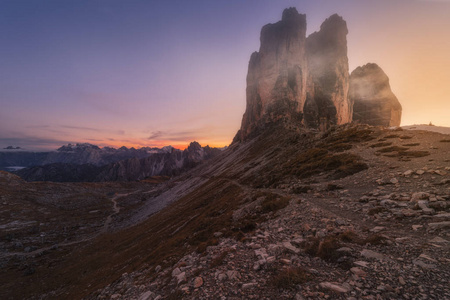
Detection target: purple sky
<box><xmin>1</xmin><ymin>0</ymin><xmax>449</xmax><ymax>150</ymax></box>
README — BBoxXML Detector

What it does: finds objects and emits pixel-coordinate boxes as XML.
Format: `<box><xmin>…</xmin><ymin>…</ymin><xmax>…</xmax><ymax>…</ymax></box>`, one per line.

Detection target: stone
<box><xmin>403</xmin><ymin>170</ymin><xmax>413</xmax><ymax>176</ymax></box>
<box><xmin>412</xmin><ymin>225</ymin><xmax>423</xmax><ymax>231</ymax></box>
<box><xmin>354</xmin><ymin>261</ymin><xmax>369</xmax><ymax>268</ymax></box>
<box><xmin>434</xmin><ymin>170</ymin><xmax>447</xmax><ymax>176</ymax></box>
<box><xmin>390</xmin><ymin>178</ymin><xmax>399</xmax><ymax>184</ymax></box>
<box><xmin>398</xmin><ymin>276</ymin><xmax>406</xmax><ymax>285</ymax></box>
<box><xmin>139</xmin><ymin>291</ymin><xmax>154</xmax><ymax>300</ymax></box>
<box><xmin>242</xmin><ymin>283</ymin><xmax>258</xmax><ymax>290</ymax></box>
<box><xmin>176</xmin><ymin>272</ymin><xmax>186</xmax><ymax>284</ymax></box>
<box><xmin>413</xmin><ymin>259</ymin><xmax>436</xmax><ymax>270</ymax></box>
<box><xmin>360</xmin><ymin>249</ymin><xmax>386</xmax><ymax>261</ymax></box>
<box><xmin>370</xmin><ymin>226</ymin><xmax>385</xmax><ymax>233</ymax></box>
<box><xmin>428</xmin><ymin>221</ymin><xmax>450</xmax><ymax>230</ymax></box>
<box><xmin>282</xmin><ymin>241</ymin><xmax>301</xmax><ymax>254</ymax></box>
<box><xmin>226</xmin><ymin>270</ymin><xmax>241</xmax><ymax>280</ymax></box>
<box><xmin>217</xmin><ymin>273</ymin><xmax>227</xmax><ymax>281</ymax></box>
<box><xmin>411</xmin><ymin>192</ymin><xmax>429</xmax><ymax>202</ymax></box>
<box><xmin>350</xmin><ymin>267</ymin><xmax>367</xmax><ymax>277</ymax></box>
<box><xmin>429</xmin><ymin>236</ymin><xmax>448</xmax><ymax>243</ymax></box>
<box><xmin>193</xmin><ymin>276</ymin><xmax>203</xmax><ymax>288</ymax></box>
<box><xmin>416</xmin><ymin>170</ymin><xmax>425</xmax><ymax>175</ymax></box>
<box><xmin>319</xmin><ymin>282</ymin><xmax>349</xmax><ymax>293</ymax></box>
<box><xmin>172</xmin><ymin>267</ymin><xmax>181</xmax><ymax>277</ymax></box>
<box><xmin>350</xmin><ymin>63</ymin><xmax>402</xmax><ymax>126</ymax></box>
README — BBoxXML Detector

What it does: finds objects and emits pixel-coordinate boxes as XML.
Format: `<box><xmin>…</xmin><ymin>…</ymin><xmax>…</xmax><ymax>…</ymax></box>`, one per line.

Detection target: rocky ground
<box><xmin>90</xmin><ymin>125</ymin><xmax>450</xmax><ymax>300</ymax></box>
<box><xmin>1</xmin><ymin>124</ymin><xmax>449</xmax><ymax>299</ymax></box>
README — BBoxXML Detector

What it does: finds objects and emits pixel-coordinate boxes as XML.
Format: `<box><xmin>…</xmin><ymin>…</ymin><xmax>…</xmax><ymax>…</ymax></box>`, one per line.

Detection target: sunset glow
<box><xmin>1</xmin><ymin>0</ymin><xmax>449</xmax><ymax>151</ymax></box>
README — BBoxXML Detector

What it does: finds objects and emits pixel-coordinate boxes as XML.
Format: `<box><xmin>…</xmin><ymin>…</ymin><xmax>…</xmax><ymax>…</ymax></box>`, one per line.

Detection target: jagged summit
<box><xmin>236</xmin><ymin>8</ymin><xmax>401</xmax><ymax>142</ymax></box>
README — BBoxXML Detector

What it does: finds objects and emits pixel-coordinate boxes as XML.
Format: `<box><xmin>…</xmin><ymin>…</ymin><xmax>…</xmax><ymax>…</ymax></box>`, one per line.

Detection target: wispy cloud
<box><xmin>147</xmin><ymin>130</ymin><xmax>208</xmax><ymax>142</ymax></box>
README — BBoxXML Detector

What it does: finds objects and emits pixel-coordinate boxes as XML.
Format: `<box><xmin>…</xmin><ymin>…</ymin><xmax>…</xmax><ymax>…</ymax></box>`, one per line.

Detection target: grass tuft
<box><xmin>271</xmin><ymin>267</ymin><xmax>312</xmax><ymax>289</ymax></box>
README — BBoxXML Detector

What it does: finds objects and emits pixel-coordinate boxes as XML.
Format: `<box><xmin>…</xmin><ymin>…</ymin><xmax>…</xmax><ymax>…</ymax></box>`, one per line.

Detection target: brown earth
<box><xmin>0</xmin><ymin>123</ymin><xmax>449</xmax><ymax>299</ymax></box>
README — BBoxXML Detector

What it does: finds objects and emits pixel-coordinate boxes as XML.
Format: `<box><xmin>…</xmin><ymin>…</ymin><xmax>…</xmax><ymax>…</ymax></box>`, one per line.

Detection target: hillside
<box><xmin>1</xmin><ymin>123</ymin><xmax>449</xmax><ymax>299</ymax></box>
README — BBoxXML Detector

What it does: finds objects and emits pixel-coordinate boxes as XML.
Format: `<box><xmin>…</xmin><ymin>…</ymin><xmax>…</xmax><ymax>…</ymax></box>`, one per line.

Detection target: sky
<box><xmin>1</xmin><ymin>0</ymin><xmax>449</xmax><ymax>151</ymax></box>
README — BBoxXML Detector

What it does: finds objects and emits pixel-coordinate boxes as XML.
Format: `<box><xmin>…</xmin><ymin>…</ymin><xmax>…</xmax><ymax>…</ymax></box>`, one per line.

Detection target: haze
<box><xmin>1</xmin><ymin>0</ymin><xmax>449</xmax><ymax>150</ymax></box>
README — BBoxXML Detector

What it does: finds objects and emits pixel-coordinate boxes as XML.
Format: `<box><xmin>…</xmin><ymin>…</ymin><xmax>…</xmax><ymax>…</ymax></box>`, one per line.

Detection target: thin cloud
<box><xmin>147</xmin><ymin>130</ymin><xmax>208</xmax><ymax>141</ymax></box>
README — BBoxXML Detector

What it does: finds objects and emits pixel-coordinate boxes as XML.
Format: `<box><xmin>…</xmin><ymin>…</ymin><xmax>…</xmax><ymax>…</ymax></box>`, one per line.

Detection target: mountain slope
<box><xmin>2</xmin><ymin>122</ymin><xmax>448</xmax><ymax>299</ymax></box>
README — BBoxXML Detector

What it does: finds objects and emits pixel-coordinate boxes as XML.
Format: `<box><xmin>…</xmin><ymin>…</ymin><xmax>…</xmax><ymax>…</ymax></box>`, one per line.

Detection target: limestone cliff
<box><xmin>235</xmin><ymin>8</ymin><xmax>402</xmax><ymax>141</ymax></box>
<box><xmin>238</xmin><ymin>8</ymin><xmax>307</xmax><ymax>139</ymax></box>
<box><xmin>305</xmin><ymin>14</ymin><xmax>350</xmax><ymax>129</ymax></box>
<box><xmin>350</xmin><ymin>63</ymin><xmax>402</xmax><ymax>127</ymax></box>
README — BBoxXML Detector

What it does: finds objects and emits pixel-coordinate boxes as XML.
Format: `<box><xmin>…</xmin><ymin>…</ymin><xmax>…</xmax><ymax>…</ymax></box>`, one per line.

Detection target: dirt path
<box><xmin>0</xmin><ymin>193</ymin><xmax>131</xmax><ymax>259</ymax></box>
<box><xmin>102</xmin><ymin>193</ymin><xmax>125</xmax><ymax>233</ymax></box>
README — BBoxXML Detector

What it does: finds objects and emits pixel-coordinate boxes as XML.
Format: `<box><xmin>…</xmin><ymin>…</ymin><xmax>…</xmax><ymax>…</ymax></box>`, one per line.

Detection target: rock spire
<box><xmin>235</xmin><ymin>8</ymin><xmax>402</xmax><ymax>141</ymax></box>
<box><xmin>350</xmin><ymin>63</ymin><xmax>402</xmax><ymax>127</ymax></box>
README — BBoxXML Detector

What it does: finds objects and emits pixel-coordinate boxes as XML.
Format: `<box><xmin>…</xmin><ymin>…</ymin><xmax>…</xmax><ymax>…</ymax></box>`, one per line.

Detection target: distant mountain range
<box><xmin>2</xmin><ymin>142</ymin><xmax>222</xmax><ymax>182</ymax></box>
<box><xmin>0</xmin><ymin>143</ymin><xmax>173</xmax><ymax>171</ymax></box>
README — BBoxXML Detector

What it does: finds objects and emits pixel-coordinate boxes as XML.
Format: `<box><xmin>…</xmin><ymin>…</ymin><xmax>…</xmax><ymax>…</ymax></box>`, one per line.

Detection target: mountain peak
<box><xmin>235</xmin><ymin>8</ymin><xmax>400</xmax><ymax>142</ymax></box>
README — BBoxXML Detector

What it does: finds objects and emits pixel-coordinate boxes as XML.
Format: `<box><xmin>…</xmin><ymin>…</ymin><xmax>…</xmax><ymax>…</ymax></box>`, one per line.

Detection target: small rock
<box><xmin>282</xmin><ymin>241</ymin><xmax>300</xmax><ymax>254</ymax></box>
<box><xmin>193</xmin><ymin>276</ymin><xmax>203</xmax><ymax>288</ymax></box>
<box><xmin>226</xmin><ymin>270</ymin><xmax>241</xmax><ymax>280</ymax></box>
<box><xmin>242</xmin><ymin>283</ymin><xmax>257</xmax><ymax>289</ymax></box>
<box><xmin>350</xmin><ymin>267</ymin><xmax>367</xmax><ymax>277</ymax></box>
<box><xmin>403</xmin><ymin>170</ymin><xmax>413</xmax><ymax>176</ymax></box>
<box><xmin>412</xmin><ymin>225</ymin><xmax>423</xmax><ymax>231</ymax></box>
<box><xmin>429</xmin><ymin>237</ymin><xmax>448</xmax><ymax>243</ymax></box>
<box><xmin>319</xmin><ymin>282</ymin><xmax>349</xmax><ymax>293</ymax></box>
<box><xmin>139</xmin><ymin>291</ymin><xmax>154</xmax><ymax>300</ymax></box>
<box><xmin>354</xmin><ymin>261</ymin><xmax>369</xmax><ymax>268</ymax></box>
<box><xmin>416</xmin><ymin>170</ymin><xmax>425</xmax><ymax>175</ymax></box>
<box><xmin>398</xmin><ymin>276</ymin><xmax>406</xmax><ymax>285</ymax></box>
<box><xmin>428</xmin><ymin>221</ymin><xmax>450</xmax><ymax>230</ymax></box>
<box><xmin>370</xmin><ymin>226</ymin><xmax>385</xmax><ymax>233</ymax></box>
<box><xmin>172</xmin><ymin>267</ymin><xmax>181</xmax><ymax>277</ymax></box>
<box><xmin>176</xmin><ymin>272</ymin><xmax>187</xmax><ymax>284</ymax></box>
<box><xmin>360</xmin><ymin>249</ymin><xmax>386</xmax><ymax>261</ymax></box>
<box><xmin>413</xmin><ymin>259</ymin><xmax>436</xmax><ymax>270</ymax></box>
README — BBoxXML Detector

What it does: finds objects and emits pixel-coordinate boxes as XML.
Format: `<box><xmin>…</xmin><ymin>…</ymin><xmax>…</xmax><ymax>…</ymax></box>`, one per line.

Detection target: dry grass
<box><xmin>271</xmin><ymin>267</ymin><xmax>312</xmax><ymax>289</ymax></box>
<box><xmin>370</xmin><ymin>142</ymin><xmax>392</xmax><ymax>148</ymax></box>
<box><xmin>304</xmin><ymin>236</ymin><xmax>342</xmax><ymax>262</ymax></box>
<box><xmin>210</xmin><ymin>250</ymin><xmax>229</xmax><ymax>268</ymax></box>
<box><xmin>285</xmin><ymin>148</ymin><xmax>368</xmax><ymax>179</ymax></box>
<box><xmin>376</xmin><ymin>146</ymin><xmax>409</xmax><ymax>153</ymax></box>
<box><xmin>261</xmin><ymin>194</ymin><xmax>290</xmax><ymax>213</ymax></box>
<box><xmin>368</xmin><ymin>206</ymin><xmax>388</xmax><ymax>215</ymax></box>
<box><xmin>384</xmin><ymin>134</ymin><xmax>400</xmax><ymax>139</ymax></box>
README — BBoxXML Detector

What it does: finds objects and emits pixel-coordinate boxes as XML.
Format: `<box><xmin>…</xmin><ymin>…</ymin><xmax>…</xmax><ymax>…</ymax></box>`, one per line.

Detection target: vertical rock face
<box><xmin>350</xmin><ymin>63</ymin><xmax>402</xmax><ymax>127</ymax></box>
<box><xmin>239</xmin><ymin>8</ymin><xmax>307</xmax><ymax>139</ymax></box>
<box><xmin>235</xmin><ymin>8</ymin><xmax>402</xmax><ymax>141</ymax></box>
<box><xmin>305</xmin><ymin>14</ymin><xmax>350</xmax><ymax>129</ymax></box>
